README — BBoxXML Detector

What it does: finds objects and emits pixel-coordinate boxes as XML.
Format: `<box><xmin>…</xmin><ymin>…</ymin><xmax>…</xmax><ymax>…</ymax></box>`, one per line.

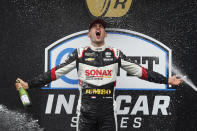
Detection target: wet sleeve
<box><xmin>119</xmin><ymin>50</ymin><xmax>168</xmax><ymax>84</ymax></box>
<box><xmin>27</xmin><ymin>49</ymin><xmax>78</xmax><ymax>88</ymax></box>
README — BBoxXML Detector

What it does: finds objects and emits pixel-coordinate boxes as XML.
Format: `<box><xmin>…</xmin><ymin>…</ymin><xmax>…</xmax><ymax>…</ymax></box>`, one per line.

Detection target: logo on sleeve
<box><xmin>85</xmin><ymin>58</ymin><xmax>95</xmax><ymax>61</ymax></box>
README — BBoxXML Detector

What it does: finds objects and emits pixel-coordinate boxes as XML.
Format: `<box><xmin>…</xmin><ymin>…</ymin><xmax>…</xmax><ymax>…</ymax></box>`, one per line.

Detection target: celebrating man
<box><xmin>15</xmin><ymin>19</ymin><xmax>183</xmax><ymax>131</ymax></box>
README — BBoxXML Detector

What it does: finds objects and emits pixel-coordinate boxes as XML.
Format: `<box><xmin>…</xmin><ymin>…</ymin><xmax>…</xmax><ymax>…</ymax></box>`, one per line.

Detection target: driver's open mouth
<box><xmin>96</xmin><ymin>31</ymin><xmax>101</xmax><ymax>36</ymax></box>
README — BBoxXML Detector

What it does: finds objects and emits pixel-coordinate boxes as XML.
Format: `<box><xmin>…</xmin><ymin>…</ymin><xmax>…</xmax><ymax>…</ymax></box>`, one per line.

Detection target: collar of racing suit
<box><xmin>90</xmin><ymin>44</ymin><xmax>106</xmax><ymax>52</ymax></box>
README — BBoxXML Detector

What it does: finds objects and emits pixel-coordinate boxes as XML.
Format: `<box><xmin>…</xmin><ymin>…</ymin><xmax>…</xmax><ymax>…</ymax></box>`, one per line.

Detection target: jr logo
<box><xmin>86</xmin><ymin>0</ymin><xmax>132</xmax><ymax>17</ymax></box>
<box><xmin>45</xmin><ymin>29</ymin><xmax>172</xmax><ymax>90</ymax></box>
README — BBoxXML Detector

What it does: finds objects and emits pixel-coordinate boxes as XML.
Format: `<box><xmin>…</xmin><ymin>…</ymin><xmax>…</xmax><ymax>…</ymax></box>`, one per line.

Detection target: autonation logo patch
<box><xmin>45</xmin><ymin>29</ymin><xmax>172</xmax><ymax>90</ymax></box>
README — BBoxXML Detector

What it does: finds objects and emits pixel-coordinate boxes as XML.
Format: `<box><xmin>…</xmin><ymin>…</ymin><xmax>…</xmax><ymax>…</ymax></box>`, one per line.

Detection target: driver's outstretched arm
<box><xmin>27</xmin><ymin>49</ymin><xmax>78</xmax><ymax>88</ymax></box>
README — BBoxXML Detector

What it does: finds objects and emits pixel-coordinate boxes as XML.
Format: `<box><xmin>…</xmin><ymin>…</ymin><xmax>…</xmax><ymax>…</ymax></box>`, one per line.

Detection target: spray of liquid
<box><xmin>0</xmin><ymin>104</ymin><xmax>44</xmax><ymax>131</ymax></box>
<box><xmin>171</xmin><ymin>65</ymin><xmax>197</xmax><ymax>92</ymax></box>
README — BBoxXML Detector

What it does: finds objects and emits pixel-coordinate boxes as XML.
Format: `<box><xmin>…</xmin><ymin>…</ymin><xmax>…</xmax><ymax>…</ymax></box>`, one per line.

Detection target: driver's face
<box><xmin>88</xmin><ymin>23</ymin><xmax>107</xmax><ymax>44</ymax></box>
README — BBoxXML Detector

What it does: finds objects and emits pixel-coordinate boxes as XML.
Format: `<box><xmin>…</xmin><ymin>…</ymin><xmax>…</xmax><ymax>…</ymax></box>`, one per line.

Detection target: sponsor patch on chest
<box><xmin>85</xmin><ymin>69</ymin><xmax>112</xmax><ymax>76</ymax></box>
<box><xmin>85</xmin><ymin>69</ymin><xmax>112</xmax><ymax>80</ymax></box>
<box><xmin>84</xmin><ymin>52</ymin><xmax>95</xmax><ymax>57</ymax></box>
<box><xmin>103</xmin><ymin>58</ymin><xmax>113</xmax><ymax>62</ymax></box>
<box><xmin>85</xmin><ymin>58</ymin><xmax>95</xmax><ymax>61</ymax></box>
<box><xmin>86</xmin><ymin>89</ymin><xmax>112</xmax><ymax>95</ymax></box>
<box><xmin>105</xmin><ymin>52</ymin><xmax>112</xmax><ymax>58</ymax></box>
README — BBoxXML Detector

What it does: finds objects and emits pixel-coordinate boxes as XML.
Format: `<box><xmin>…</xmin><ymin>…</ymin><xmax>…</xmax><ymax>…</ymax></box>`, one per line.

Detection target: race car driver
<box><xmin>15</xmin><ymin>19</ymin><xmax>183</xmax><ymax>131</ymax></box>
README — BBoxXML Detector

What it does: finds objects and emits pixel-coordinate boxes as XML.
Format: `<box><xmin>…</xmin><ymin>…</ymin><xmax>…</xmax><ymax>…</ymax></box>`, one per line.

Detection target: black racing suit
<box><xmin>27</xmin><ymin>45</ymin><xmax>168</xmax><ymax>131</ymax></box>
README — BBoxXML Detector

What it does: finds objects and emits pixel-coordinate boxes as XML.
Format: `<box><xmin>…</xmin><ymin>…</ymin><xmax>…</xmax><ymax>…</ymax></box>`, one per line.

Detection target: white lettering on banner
<box><xmin>45</xmin><ymin>94</ymin><xmax>54</xmax><ymax>114</ymax></box>
<box><xmin>120</xmin><ymin>117</ymin><xmax>129</xmax><ymax>128</ymax></box>
<box><xmin>55</xmin><ymin>95</ymin><xmax>75</xmax><ymax>114</ymax></box>
<box><xmin>44</xmin><ymin>94</ymin><xmax>171</xmax><ymax>129</ymax></box>
<box><xmin>70</xmin><ymin>117</ymin><xmax>77</xmax><ymax>127</ymax></box>
<box><xmin>71</xmin><ymin>116</ymin><xmax>143</xmax><ymax>128</ymax></box>
<box><xmin>45</xmin><ymin>94</ymin><xmax>170</xmax><ymax>115</ymax></box>
<box><xmin>133</xmin><ymin>117</ymin><xmax>142</xmax><ymax>128</ymax></box>
<box><xmin>116</xmin><ymin>95</ymin><xmax>170</xmax><ymax>115</ymax></box>
<box><xmin>152</xmin><ymin>96</ymin><xmax>170</xmax><ymax>115</ymax></box>
<box><xmin>130</xmin><ymin>96</ymin><xmax>149</xmax><ymax>115</ymax></box>
<box><xmin>45</xmin><ymin>94</ymin><xmax>75</xmax><ymax>114</ymax></box>
<box><xmin>116</xmin><ymin>95</ymin><xmax>131</xmax><ymax>114</ymax></box>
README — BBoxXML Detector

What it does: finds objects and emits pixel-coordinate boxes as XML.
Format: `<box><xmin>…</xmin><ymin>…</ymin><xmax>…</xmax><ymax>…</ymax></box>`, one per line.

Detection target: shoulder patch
<box><xmin>77</xmin><ymin>46</ymin><xmax>89</xmax><ymax>58</ymax></box>
<box><xmin>106</xmin><ymin>46</ymin><xmax>120</xmax><ymax>59</ymax></box>
<box><xmin>112</xmin><ymin>48</ymin><xmax>120</xmax><ymax>59</ymax></box>
<box><xmin>77</xmin><ymin>48</ymin><xmax>84</xmax><ymax>58</ymax></box>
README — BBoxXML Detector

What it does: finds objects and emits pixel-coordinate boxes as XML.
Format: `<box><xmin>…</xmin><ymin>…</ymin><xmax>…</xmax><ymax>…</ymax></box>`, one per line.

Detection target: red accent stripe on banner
<box><xmin>141</xmin><ymin>67</ymin><xmax>148</xmax><ymax>80</ymax></box>
<box><xmin>51</xmin><ymin>67</ymin><xmax>56</xmax><ymax>80</ymax></box>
